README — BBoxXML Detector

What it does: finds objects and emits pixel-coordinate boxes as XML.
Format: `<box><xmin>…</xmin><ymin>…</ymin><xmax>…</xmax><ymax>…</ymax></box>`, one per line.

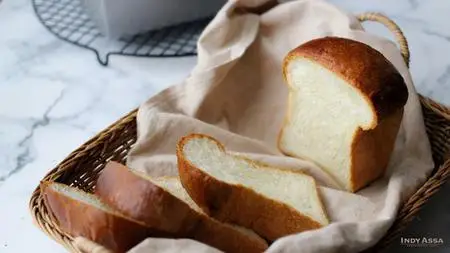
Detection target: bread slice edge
<box><xmin>177</xmin><ymin>133</ymin><xmax>329</xmax><ymax>241</ymax></box>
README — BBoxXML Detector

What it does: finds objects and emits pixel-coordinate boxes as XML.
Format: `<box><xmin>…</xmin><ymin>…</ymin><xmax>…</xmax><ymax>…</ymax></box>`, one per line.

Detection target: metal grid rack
<box><xmin>32</xmin><ymin>0</ymin><xmax>211</xmax><ymax>66</ymax></box>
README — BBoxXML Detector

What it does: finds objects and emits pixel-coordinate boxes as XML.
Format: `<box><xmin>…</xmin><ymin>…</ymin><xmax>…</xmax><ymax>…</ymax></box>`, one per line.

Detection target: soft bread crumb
<box><xmin>280</xmin><ymin>58</ymin><xmax>374</xmax><ymax>191</ymax></box>
<box><xmin>50</xmin><ymin>183</ymin><xmax>116</xmax><ymax>212</ymax></box>
<box><xmin>49</xmin><ymin>182</ymin><xmax>143</xmax><ymax>224</ymax></box>
<box><xmin>152</xmin><ymin>177</ymin><xmax>204</xmax><ymax>213</ymax></box>
<box><xmin>182</xmin><ymin>136</ymin><xmax>328</xmax><ymax>226</ymax></box>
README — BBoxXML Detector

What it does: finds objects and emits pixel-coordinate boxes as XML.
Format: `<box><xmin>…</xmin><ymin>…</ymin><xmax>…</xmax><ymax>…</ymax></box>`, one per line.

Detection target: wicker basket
<box><xmin>29</xmin><ymin>13</ymin><xmax>450</xmax><ymax>253</ymax></box>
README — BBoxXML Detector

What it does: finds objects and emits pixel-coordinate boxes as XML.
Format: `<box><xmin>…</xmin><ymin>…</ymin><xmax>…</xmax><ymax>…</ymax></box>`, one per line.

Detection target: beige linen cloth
<box><xmin>76</xmin><ymin>0</ymin><xmax>434</xmax><ymax>252</ymax></box>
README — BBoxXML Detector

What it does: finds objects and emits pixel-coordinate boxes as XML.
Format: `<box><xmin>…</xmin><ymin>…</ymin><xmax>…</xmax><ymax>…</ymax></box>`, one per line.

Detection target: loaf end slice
<box><xmin>177</xmin><ymin>133</ymin><xmax>329</xmax><ymax>242</ymax></box>
<box><xmin>279</xmin><ymin>37</ymin><xmax>408</xmax><ymax>192</ymax></box>
<box><xmin>95</xmin><ymin>161</ymin><xmax>268</xmax><ymax>253</ymax></box>
<box><xmin>40</xmin><ymin>181</ymin><xmax>151</xmax><ymax>253</ymax></box>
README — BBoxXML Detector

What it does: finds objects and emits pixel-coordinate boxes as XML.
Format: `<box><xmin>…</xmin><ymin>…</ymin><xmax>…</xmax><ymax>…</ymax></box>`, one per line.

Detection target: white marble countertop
<box><xmin>1</xmin><ymin>0</ymin><xmax>449</xmax><ymax>252</ymax></box>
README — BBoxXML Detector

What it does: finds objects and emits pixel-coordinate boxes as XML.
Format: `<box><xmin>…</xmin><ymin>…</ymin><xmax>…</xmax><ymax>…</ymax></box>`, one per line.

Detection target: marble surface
<box><xmin>0</xmin><ymin>0</ymin><xmax>449</xmax><ymax>252</ymax></box>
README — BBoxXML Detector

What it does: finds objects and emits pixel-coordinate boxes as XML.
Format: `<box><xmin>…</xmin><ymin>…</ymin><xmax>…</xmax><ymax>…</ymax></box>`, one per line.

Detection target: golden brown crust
<box><xmin>350</xmin><ymin>109</ymin><xmax>403</xmax><ymax>192</ymax></box>
<box><xmin>280</xmin><ymin>37</ymin><xmax>408</xmax><ymax>192</ymax></box>
<box><xmin>283</xmin><ymin>37</ymin><xmax>408</xmax><ymax>124</ymax></box>
<box><xmin>96</xmin><ymin>162</ymin><xmax>268</xmax><ymax>253</ymax></box>
<box><xmin>177</xmin><ymin>133</ymin><xmax>326</xmax><ymax>242</ymax></box>
<box><xmin>96</xmin><ymin>162</ymin><xmax>201</xmax><ymax>236</ymax></box>
<box><xmin>194</xmin><ymin>218</ymin><xmax>268</xmax><ymax>253</ymax></box>
<box><xmin>41</xmin><ymin>181</ymin><xmax>150</xmax><ymax>253</ymax></box>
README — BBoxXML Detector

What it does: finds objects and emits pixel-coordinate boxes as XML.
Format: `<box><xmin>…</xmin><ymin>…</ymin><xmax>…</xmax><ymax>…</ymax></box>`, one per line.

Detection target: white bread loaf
<box><xmin>41</xmin><ymin>181</ymin><xmax>152</xmax><ymax>253</ymax></box>
<box><xmin>177</xmin><ymin>133</ymin><xmax>329</xmax><ymax>242</ymax></box>
<box><xmin>279</xmin><ymin>37</ymin><xmax>408</xmax><ymax>192</ymax></box>
<box><xmin>95</xmin><ymin>161</ymin><xmax>268</xmax><ymax>253</ymax></box>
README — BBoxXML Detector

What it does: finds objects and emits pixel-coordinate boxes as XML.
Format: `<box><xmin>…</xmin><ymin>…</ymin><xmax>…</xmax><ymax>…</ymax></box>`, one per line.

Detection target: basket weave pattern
<box><xmin>29</xmin><ymin>13</ymin><xmax>450</xmax><ymax>253</ymax></box>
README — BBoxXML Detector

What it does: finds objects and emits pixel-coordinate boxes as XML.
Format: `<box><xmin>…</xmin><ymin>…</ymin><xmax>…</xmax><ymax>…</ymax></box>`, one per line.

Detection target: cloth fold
<box><xmin>77</xmin><ymin>0</ymin><xmax>434</xmax><ymax>252</ymax></box>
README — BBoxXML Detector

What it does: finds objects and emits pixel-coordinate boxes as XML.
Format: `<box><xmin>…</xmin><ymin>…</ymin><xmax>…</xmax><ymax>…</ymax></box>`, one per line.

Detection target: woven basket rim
<box><xmin>29</xmin><ymin>95</ymin><xmax>450</xmax><ymax>253</ymax></box>
<box><xmin>29</xmin><ymin>109</ymin><xmax>137</xmax><ymax>253</ymax></box>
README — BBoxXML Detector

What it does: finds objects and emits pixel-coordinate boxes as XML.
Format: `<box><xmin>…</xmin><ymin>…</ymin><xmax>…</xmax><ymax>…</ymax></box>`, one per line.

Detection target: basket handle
<box><xmin>357</xmin><ymin>12</ymin><xmax>410</xmax><ymax>67</ymax></box>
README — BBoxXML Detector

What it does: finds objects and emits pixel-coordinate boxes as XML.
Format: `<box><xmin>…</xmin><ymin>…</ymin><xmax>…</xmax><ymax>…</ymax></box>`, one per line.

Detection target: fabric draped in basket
<box><xmin>118</xmin><ymin>0</ymin><xmax>434</xmax><ymax>252</ymax></box>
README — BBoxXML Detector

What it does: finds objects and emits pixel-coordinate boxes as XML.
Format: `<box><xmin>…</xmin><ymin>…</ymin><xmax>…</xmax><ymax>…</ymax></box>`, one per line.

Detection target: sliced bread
<box><xmin>279</xmin><ymin>37</ymin><xmax>408</xmax><ymax>192</ymax></box>
<box><xmin>95</xmin><ymin>161</ymin><xmax>268</xmax><ymax>253</ymax></box>
<box><xmin>40</xmin><ymin>181</ymin><xmax>153</xmax><ymax>253</ymax></box>
<box><xmin>176</xmin><ymin>133</ymin><xmax>329</xmax><ymax>242</ymax></box>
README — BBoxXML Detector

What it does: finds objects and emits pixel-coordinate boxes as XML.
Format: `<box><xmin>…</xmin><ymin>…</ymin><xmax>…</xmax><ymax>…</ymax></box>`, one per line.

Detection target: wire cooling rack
<box><xmin>32</xmin><ymin>0</ymin><xmax>211</xmax><ymax>66</ymax></box>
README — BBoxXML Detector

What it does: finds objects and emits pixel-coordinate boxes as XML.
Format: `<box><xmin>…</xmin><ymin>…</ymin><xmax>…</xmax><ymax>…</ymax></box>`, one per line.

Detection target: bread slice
<box><xmin>40</xmin><ymin>181</ymin><xmax>153</xmax><ymax>253</ymax></box>
<box><xmin>95</xmin><ymin>161</ymin><xmax>268</xmax><ymax>253</ymax></box>
<box><xmin>279</xmin><ymin>37</ymin><xmax>408</xmax><ymax>192</ymax></box>
<box><xmin>176</xmin><ymin>133</ymin><xmax>329</xmax><ymax>242</ymax></box>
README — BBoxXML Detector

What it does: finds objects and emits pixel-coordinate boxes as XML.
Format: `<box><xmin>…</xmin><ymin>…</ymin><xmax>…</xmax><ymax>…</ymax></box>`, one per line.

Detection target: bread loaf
<box><xmin>279</xmin><ymin>37</ymin><xmax>408</xmax><ymax>192</ymax></box>
<box><xmin>41</xmin><ymin>181</ymin><xmax>153</xmax><ymax>253</ymax></box>
<box><xmin>95</xmin><ymin>161</ymin><xmax>268</xmax><ymax>253</ymax></box>
<box><xmin>177</xmin><ymin>133</ymin><xmax>329</xmax><ymax>242</ymax></box>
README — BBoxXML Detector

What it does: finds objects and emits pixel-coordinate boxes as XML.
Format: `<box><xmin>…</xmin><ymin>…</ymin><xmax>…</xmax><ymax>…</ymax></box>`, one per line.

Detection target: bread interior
<box><xmin>151</xmin><ymin>176</ymin><xmax>204</xmax><ymax>213</ymax></box>
<box><xmin>280</xmin><ymin>58</ymin><xmax>375</xmax><ymax>191</ymax></box>
<box><xmin>50</xmin><ymin>183</ymin><xmax>116</xmax><ymax>213</ymax></box>
<box><xmin>182</xmin><ymin>137</ymin><xmax>328</xmax><ymax>225</ymax></box>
